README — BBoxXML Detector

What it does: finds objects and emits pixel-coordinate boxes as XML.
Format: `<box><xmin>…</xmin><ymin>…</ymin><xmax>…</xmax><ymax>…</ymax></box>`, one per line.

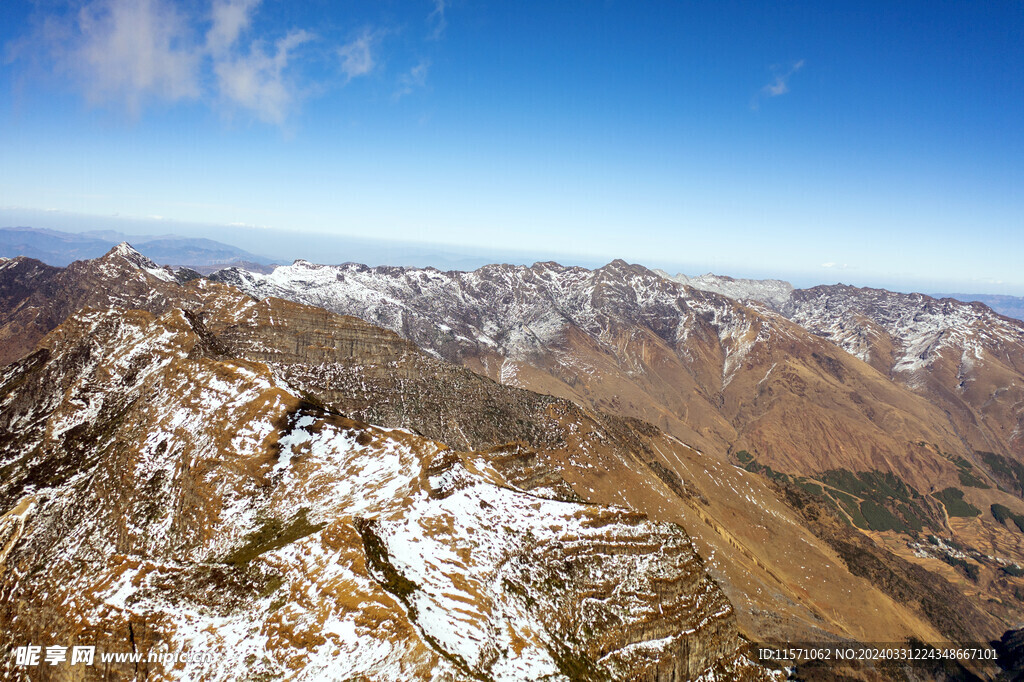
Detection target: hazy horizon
<box><xmin>3</xmin><ymin>206</ymin><xmax>1022</xmax><ymax>298</ymax></box>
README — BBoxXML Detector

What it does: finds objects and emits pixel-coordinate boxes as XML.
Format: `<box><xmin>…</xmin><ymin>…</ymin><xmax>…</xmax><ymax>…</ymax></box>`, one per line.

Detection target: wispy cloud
<box><xmin>394</xmin><ymin>59</ymin><xmax>430</xmax><ymax>99</ymax></box>
<box><xmin>428</xmin><ymin>0</ymin><xmax>447</xmax><ymax>40</ymax></box>
<box><xmin>338</xmin><ymin>29</ymin><xmax>379</xmax><ymax>82</ymax></box>
<box><xmin>206</xmin><ymin>0</ymin><xmax>314</xmax><ymax>124</ymax></box>
<box><xmin>207</xmin><ymin>0</ymin><xmax>260</xmax><ymax>55</ymax></box>
<box><xmin>821</xmin><ymin>262</ymin><xmax>852</xmax><ymax>270</ymax></box>
<box><xmin>752</xmin><ymin>59</ymin><xmax>804</xmax><ymax>109</ymax></box>
<box><xmin>764</xmin><ymin>59</ymin><xmax>804</xmax><ymax>96</ymax></box>
<box><xmin>69</xmin><ymin>0</ymin><xmax>202</xmax><ymax>114</ymax></box>
<box><xmin>214</xmin><ymin>29</ymin><xmax>313</xmax><ymax>125</ymax></box>
<box><xmin>8</xmin><ymin>0</ymin><xmax>453</xmax><ymax>123</ymax></box>
<box><xmin>10</xmin><ymin>0</ymin><xmax>339</xmax><ymax>125</ymax></box>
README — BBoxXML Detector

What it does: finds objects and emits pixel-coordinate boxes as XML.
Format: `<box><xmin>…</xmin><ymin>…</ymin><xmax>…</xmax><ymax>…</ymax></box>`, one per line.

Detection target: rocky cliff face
<box><xmin>0</xmin><ymin>298</ymin><xmax>768</xmax><ymax>681</ymax></box>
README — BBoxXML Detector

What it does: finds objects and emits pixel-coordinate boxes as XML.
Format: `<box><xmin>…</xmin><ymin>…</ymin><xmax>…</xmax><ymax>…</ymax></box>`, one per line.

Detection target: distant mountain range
<box><xmin>933</xmin><ymin>293</ymin><xmax>1024</xmax><ymax>322</ymax></box>
<box><xmin>0</xmin><ymin>226</ymin><xmax>275</xmax><ymax>271</ymax></box>
<box><xmin>3</xmin><ymin>227</ymin><xmax>1022</xmax><ymax>323</ymax></box>
<box><xmin>656</xmin><ymin>269</ymin><xmax>1024</xmax><ymax>323</ymax></box>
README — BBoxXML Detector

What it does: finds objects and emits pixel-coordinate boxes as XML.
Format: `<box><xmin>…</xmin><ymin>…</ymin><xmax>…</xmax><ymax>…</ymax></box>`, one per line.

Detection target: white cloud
<box><xmin>207</xmin><ymin>0</ymin><xmax>260</xmax><ymax>54</ymax></box>
<box><xmin>16</xmin><ymin>0</ymin><xmax>312</xmax><ymax>124</ymax></box>
<box><xmin>214</xmin><ymin>30</ymin><xmax>313</xmax><ymax>125</ymax></box>
<box><xmin>71</xmin><ymin>0</ymin><xmax>202</xmax><ymax>113</ymax></box>
<box><xmin>394</xmin><ymin>59</ymin><xmax>430</xmax><ymax>99</ymax></box>
<box><xmin>10</xmin><ymin>0</ymin><xmax>451</xmax><ymax>123</ymax></box>
<box><xmin>206</xmin><ymin>1</ymin><xmax>315</xmax><ymax>124</ymax></box>
<box><xmin>338</xmin><ymin>29</ymin><xmax>378</xmax><ymax>81</ymax></box>
<box><xmin>752</xmin><ymin>59</ymin><xmax>804</xmax><ymax>109</ymax></box>
<box><xmin>821</xmin><ymin>262</ymin><xmax>852</xmax><ymax>270</ymax></box>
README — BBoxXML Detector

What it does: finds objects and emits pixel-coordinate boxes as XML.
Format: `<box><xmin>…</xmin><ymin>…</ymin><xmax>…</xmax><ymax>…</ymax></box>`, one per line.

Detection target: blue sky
<box><xmin>1</xmin><ymin>1</ymin><xmax>1022</xmax><ymax>293</ymax></box>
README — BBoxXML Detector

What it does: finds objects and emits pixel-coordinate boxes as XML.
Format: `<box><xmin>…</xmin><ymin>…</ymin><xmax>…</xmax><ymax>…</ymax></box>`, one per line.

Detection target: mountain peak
<box><xmin>100</xmin><ymin>242</ymin><xmax>177</xmax><ymax>282</ymax></box>
<box><xmin>105</xmin><ymin>241</ymin><xmax>154</xmax><ymax>266</ymax></box>
<box><xmin>598</xmin><ymin>259</ymin><xmax>657</xmax><ymax>278</ymax></box>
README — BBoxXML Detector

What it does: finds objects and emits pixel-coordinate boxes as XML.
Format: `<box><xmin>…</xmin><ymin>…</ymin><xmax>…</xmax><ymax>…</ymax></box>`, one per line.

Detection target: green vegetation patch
<box><xmin>821</xmin><ymin>470</ymin><xmax>918</xmax><ymax>503</ymax></box>
<box><xmin>978</xmin><ymin>451</ymin><xmax>1024</xmax><ymax>495</ymax></box>
<box><xmin>991</xmin><ymin>503</ymin><xmax>1024</xmax><ymax>533</ymax></box>
<box><xmin>940</xmin><ymin>554</ymin><xmax>980</xmax><ymax>583</ymax></box>
<box><xmin>357</xmin><ymin>519</ymin><xmax>419</xmax><ymax>600</ymax></box>
<box><xmin>819</xmin><ymin>468</ymin><xmax>937</xmax><ymax>533</ymax></box>
<box><xmin>827</xmin><ymin>489</ymin><xmax>869</xmax><ymax>528</ymax></box>
<box><xmin>735</xmin><ymin>453</ymin><xmax>940</xmax><ymax>532</ymax></box>
<box><xmin>894</xmin><ymin>501</ymin><xmax>927</xmax><ymax>532</ymax></box>
<box><xmin>932</xmin><ymin>488</ymin><xmax>981</xmax><ymax>518</ymax></box>
<box><xmin>991</xmin><ymin>503</ymin><xmax>1013</xmax><ymax>525</ymax></box>
<box><xmin>958</xmin><ymin>469</ymin><xmax>990</xmax><ymax>488</ymax></box>
<box><xmin>741</xmin><ymin>457</ymin><xmax>790</xmax><ymax>484</ymax></box>
<box><xmin>820</xmin><ymin>469</ymin><xmax>867</xmax><ymax>497</ymax></box>
<box><xmin>222</xmin><ymin>508</ymin><xmax>327</xmax><ymax>567</ymax></box>
<box><xmin>793</xmin><ymin>476</ymin><xmax>823</xmax><ymax>496</ymax></box>
<box><xmin>860</xmin><ymin>500</ymin><xmax>909</xmax><ymax>533</ymax></box>
<box><xmin>945</xmin><ymin>455</ymin><xmax>991</xmax><ymax>489</ymax></box>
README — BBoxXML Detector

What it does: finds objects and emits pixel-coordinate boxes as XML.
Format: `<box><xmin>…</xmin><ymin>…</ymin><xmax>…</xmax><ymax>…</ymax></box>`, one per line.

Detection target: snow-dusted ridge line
<box><xmin>654</xmin><ymin>269</ymin><xmax>795</xmax><ymax>309</ymax></box>
<box><xmin>209</xmin><ymin>256</ymin><xmax>783</xmax><ymax>386</ymax></box>
<box><xmin>196</xmin><ymin>247</ymin><xmax>1024</xmax><ymax>390</ymax></box>
<box><xmin>783</xmin><ymin>284</ymin><xmax>1024</xmax><ymax>376</ymax></box>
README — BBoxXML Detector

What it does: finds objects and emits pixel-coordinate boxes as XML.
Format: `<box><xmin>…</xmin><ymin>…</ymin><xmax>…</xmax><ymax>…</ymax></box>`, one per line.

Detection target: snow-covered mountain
<box><xmin>0</xmin><ymin>304</ymin><xmax>767</xmax><ymax>680</ymax></box>
<box><xmin>783</xmin><ymin>284</ymin><xmax>1024</xmax><ymax>375</ymax></box>
<box><xmin>211</xmin><ymin>258</ymin><xmax>1007</xmax><ymax>490</ymax></box>
<box><xmin>209</xmin><ymin>256</ymin><xmax>1024</xmax><ymax>628</ymax></box>
<box><xmin>211</xmin><ymin>258</ymin><xmax>775</xmax><ymax>374</ymax></box>
<box><xmin>781</xmin><ymin>283</ymin><xmax>1024</xmax><ymax>467</ymax></box>
<box><xmin>654</xmin><ymin>271</ymin><xmax>795</xmax><ymax>310</ymax></box>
